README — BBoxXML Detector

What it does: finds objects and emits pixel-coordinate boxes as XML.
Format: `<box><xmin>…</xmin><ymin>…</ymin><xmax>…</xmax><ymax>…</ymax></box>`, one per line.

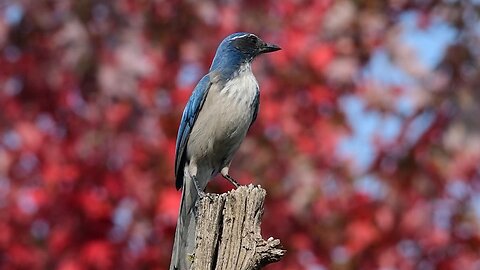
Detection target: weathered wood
<box><xmin>191</xmin><ymin>184</ymin><xmax>285</xmax><ymax>269</ymax></box>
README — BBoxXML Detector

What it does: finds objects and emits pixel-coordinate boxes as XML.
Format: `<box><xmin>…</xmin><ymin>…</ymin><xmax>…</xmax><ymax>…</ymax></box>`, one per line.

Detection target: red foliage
<box><xmin>0</xmin><ymin>1</ymin><xmax>479</xmax><ymax>269</ymax></box>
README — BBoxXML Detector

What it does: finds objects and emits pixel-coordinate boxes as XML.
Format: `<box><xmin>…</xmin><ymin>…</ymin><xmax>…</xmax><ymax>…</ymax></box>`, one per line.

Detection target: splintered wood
<box><xmin>192</xmin><ymin>185</ymin><xmax>285</xmax><ymax>270</ymax></box>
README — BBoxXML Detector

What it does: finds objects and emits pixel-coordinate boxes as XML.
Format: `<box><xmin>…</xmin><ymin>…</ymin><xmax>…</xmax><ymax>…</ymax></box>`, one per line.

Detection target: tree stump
<box><xmin>190</xmin><ymin>184</ymin><xmax>285</xmax><ymax>269</ymax></box>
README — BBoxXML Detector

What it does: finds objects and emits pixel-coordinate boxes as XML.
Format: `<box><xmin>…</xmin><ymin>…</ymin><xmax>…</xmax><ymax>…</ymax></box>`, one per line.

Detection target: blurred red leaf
<box><xmin>49</xmin><ymin>226</ymin><xmax>72</xmax><ymax>255</ymax></box>
<box><xmin>346</xmin><ymin>220</ymin><xmax>379</xmax><ymax>255</ymax></box>
<box><xmin>57</xmin><ymin>258</ymin><xmax>83</xmax><ymax>270</ymax></box>
<box><xmin>79</xmin><ymin>190</ymin><xmax>112</xmax><ymax>220</ymax></box>
<box><xmin>375</xmin><ymin>206</ymin><xmax>394</xmax><ymax>232</ymax></box>
<box><xmin>156</xmin><ymin>188</ymin><xmax>181</xmax><ymax>223</ymax></box>
<box><xmin>308</xmin><ymin>44</ymin><xmax>335</xmax><ymax>73</ymax></box>
<box><xmin>16</xmin><ymin>122</ymin><xmax>44</xmax><ymax>151</ymax></box>
<box><xmin>81</xmin><ymin>241</ymin><xmax>114</xmax><ymax>270</ymax></box>
<box><xmin>0</xmin><ymin>222</ymin><xmax>12</xmax><ymax>248</ymax></box>
<box><xmin>0</xmin><ymin>2</ymin><xmax>478</xmax><ymax>270</ymax></box>
<box><xmin>105</xmin><ymin>102</ymin><xmax>132</xmax><ymax>128</ymax></box>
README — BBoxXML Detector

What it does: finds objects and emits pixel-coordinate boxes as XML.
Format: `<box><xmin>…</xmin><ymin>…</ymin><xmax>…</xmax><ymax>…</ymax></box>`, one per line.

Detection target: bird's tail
<box><xmin>170</xmin><ymin>176</ymin><xmax>198</xmax><ymax>270</ymax></box>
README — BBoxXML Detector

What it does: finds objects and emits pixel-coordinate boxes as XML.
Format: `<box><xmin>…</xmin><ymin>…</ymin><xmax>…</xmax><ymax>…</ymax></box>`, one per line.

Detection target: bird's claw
<box><xmin>197</xmin><ymin>190</ymin><xmax>207</xmax><ymax>198</ymax></box>
<box><xmin>192</xmin><ymin>175</ymin><xmax>206</xmax><ymax>197</ymax></box>
<box><xmin>223</xmin><ymin>174</ymin><xmax>240</xmax><ymax>188</ymax></box>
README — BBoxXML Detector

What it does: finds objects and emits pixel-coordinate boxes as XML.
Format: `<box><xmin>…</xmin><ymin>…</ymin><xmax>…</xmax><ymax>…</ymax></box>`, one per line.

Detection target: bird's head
<box><xmin>210</xmin><ymin>32</ymin><xmax>281</xmax><ymax>72</ymax></box>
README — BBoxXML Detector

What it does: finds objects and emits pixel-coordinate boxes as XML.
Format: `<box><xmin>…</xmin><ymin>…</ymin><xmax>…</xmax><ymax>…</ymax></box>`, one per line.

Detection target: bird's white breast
<box><xmin>187</xmin><ymin>63</ymin><xmax>258</xmax><ymax>170</ymax></box>
<box><xmin>221</xmin><ymin>64</ymin><xmax>259</xmax><ymax>105</ymax></box>
<box><xmin>216</xmin><ymin>63</ymin><xmax>258</xmax><ymax>137</ymax></box>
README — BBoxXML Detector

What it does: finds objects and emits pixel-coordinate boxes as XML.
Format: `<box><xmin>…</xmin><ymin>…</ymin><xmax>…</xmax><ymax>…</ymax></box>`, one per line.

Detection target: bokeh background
<box><xmin>1</xmin><ymin>0</ymin><xmax>480</xmax><ymax>269</ymax></box>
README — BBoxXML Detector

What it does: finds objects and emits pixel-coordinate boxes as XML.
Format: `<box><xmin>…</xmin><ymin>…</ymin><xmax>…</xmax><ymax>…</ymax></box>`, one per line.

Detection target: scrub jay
<box><xmin>170</xmin><ymin>32</ymin><xmax>280</xmax><ymax>270</ymax></box>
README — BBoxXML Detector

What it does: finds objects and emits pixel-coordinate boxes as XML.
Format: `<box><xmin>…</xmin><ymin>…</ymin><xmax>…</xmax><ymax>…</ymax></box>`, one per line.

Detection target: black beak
<box><xmin>259</xmin><ymin>42</ymin><xmax>281</xmax><ymax>54</ymax></box>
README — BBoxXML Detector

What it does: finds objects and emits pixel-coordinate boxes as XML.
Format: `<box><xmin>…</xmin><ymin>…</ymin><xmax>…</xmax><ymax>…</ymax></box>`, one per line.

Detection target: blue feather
<box><xmin>210</xmin><ymin>33</ymin><xmax>251</xmax><ymax>79</ymax></box>
<box><xmin>171</xmin><ymin>32</ymin><xmax>281</xmax><ymax>270</ymax></box>
<box><xmin>174</xmin><ymin>74</ymin><xmax>212</xmax><ymax>189</ymax></box>
<box><xmin>174</xmin><ymin>33</ymin><xmax>250</xmax><ymax>189</ymax></box>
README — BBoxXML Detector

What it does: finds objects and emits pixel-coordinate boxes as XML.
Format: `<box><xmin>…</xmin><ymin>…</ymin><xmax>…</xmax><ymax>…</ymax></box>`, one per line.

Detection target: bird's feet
<box><xmin>222</xmin><ymin>174</ymin><xmax>240</xmax><ymax>188</ymax></box>
<box><xmin>192</xmin><ymin>175</ymin><xmax>206</xmax><ymax>198</ymax></box>
<box><xmin>197</xmin><ymin>190</ymin><xmax>207</xmax><ymax>198</ymax></box>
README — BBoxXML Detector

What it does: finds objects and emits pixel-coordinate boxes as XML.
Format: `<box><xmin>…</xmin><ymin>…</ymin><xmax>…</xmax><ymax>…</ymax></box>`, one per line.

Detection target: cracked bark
<box><xmin>190</xmin><ymin>184</ymin><xmax>285</xmax><ymax>269</ymax></box>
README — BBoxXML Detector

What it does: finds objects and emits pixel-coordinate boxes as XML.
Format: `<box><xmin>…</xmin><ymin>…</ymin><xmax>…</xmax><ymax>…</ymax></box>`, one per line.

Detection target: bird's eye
<box><xmin>248</xmin><ymin>36</ymin><xmax>257</xmax><ymax>43</ymax></box>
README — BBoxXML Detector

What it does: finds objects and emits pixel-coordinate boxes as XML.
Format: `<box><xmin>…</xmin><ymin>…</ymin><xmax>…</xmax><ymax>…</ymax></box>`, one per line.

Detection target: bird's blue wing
<box><xmin>175</xmin><ymin>74</ymin><xmax>212</xmax><ymax>189</ymax></box>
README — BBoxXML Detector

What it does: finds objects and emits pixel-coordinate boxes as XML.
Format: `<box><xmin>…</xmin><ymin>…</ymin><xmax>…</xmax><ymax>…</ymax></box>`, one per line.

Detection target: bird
<box><xmin>170</xmin><ymin>32</ymin><xmax>280</xmax><ymax>270</ymax></box>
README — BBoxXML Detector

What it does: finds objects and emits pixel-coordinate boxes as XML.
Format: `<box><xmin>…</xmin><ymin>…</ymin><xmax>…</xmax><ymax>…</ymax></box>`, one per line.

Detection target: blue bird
<box><xmin>170</xmin><ymin>32</ymin><xmax>280</xmax><ymax>269</ymax></box>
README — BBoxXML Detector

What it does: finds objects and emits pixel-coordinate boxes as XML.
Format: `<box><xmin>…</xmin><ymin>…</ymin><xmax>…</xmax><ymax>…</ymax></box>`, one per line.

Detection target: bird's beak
<box><xmin>259</xmin><ymin>42</ymin><xmax>281</xmax><ymax>54</ymax></box>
